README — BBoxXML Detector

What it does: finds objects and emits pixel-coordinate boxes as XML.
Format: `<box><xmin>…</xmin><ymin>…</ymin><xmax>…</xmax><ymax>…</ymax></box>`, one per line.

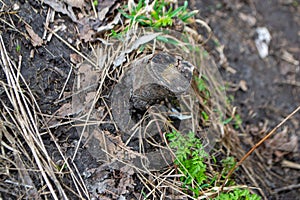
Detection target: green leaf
<box><xmin>201</xmin><ymin>111</ymin><xmax>209</xmax><ymax>121</ymax></box>
<box><xmin>183</xmin><ymin>0</ymin><xmax>188</xmax><ymax>10</ymax></box>
<box><xmin>223</xmin><ymin>117</ymin><xmax>233</xmax><ymax>125</ymax></box>
<box><xmin>151</xmin><ymin>10</ymin><xmax>159</xmax><ymax>20</ymax></box>
<box><xmin>180</xmin><ymin>11</ymin><xmax>197</xmax><ymax>22</ymax></box>
<box><xmin>136</xmin><ymin>0</ymin><xmax>144</xmax><ymax>11</ymax></box>
<box><xmin>118</xmin><ymin>9</ymin><xmax>134</xmax><ymax>19</ymax></box>
<box><xmin>93</xmin><ymin>0</ymin><xmax>98</xmax><ymax>7</ymax></box>
<box><xmin>169</xmin><ymin>6</ymin><xmax>183</xmax><ymax>18</ymax></box>
<box><xmin>157</xmin><ymin>36</ymin><xmax>179</xmax><ymax>45</ymax></box>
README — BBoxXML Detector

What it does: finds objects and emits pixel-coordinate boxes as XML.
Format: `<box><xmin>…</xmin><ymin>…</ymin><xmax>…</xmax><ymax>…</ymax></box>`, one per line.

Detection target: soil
<box><xmin>191</xmin><ymin>1</ymin><xmax>300</xmax><ymax>199</ymax></box>
<box><xmin>0</xmin><ymin>0</ymin><xmax>299</xmax><ymax>199</ymax></box>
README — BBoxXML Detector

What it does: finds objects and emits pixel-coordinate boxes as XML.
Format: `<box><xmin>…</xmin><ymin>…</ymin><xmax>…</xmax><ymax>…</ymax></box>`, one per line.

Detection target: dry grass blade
<box><xmin>0</xmin><ymin>35</ymin><xmax>60</xmax><ymax>199</ymax></box>
<box><xmin>0</xmin><ymin>34</ymin><xmax>88</xmax><ymax>199</ymax></box>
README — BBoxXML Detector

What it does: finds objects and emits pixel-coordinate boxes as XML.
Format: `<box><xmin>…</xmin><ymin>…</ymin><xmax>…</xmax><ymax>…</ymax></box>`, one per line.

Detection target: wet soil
<box><xmin>0</xmin><ymin>0</ymin><xmax>299</xmax><ymax>199</ymax></box>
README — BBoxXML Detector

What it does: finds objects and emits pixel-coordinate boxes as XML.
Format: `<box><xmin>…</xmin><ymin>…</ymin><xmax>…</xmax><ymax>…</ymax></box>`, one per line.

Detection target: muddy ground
<box><xmin>0</xmin><ymin>0</ymin><xmax>299</xmax><ymax>199</ymax></box>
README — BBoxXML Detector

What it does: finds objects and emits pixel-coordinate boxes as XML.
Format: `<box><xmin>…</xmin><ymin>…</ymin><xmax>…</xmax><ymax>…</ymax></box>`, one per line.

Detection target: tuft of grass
<box><xmin>120</xmin><ymin>0</ymin><xmax>197</xmax><ymax>27</ymax></box>
<box><xmin>112</xmin><ymin>0</ymin><xmax>197</xmax><ymax>37</ymax></box>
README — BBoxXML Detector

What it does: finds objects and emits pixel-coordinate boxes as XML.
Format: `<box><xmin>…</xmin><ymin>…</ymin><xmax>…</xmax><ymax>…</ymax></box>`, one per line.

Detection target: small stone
<box><xmin>13</xmin><ymin>3</ymin><xmax>20</xmax><ymax>11</ymax></box>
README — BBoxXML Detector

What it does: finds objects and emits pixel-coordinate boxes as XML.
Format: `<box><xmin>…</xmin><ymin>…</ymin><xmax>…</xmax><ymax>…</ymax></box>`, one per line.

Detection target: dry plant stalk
<box><xmin>222</xmin><ymin>105</ymin><xmax>300</xmax><ymax>190</ymax></box>
<box><xmin>0</xmin><ymin>35</ymin><xmax>88</xmax><ymax>199</ymax></box>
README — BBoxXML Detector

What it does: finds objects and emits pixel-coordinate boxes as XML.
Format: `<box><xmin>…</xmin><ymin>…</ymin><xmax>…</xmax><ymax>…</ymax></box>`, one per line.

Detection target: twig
<box><xmin>274</xmin><ymin>184</ymin><xmax>300</xmax><ymax>193</ymax></box>
<box><xmin>221</xmin><ymin>105</ymin><xmax>300</xmax><ymax>190</ymax></box>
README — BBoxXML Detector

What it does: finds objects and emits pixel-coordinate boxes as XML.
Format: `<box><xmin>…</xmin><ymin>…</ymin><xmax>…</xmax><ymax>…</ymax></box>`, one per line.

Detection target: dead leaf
<box><xmin>84</xmin><ymin>128</ymin><xmax>117</xmax><ymax>160</ymax></box>
<box><xmin>265</xmin><ymin>127</ymin><xmax>287</xmax><ymax>148</ymax></box>
<box><xmin>98</xmin><ymin>7</ymin><xmax>110</xmax><ymax>21</ymax></box>
<box><xmin>117</xmin><ymin>169</ymin><xmax>135</xmax><ymax>195</ymax></box>
<box><xmin>113</xmin><ymin>32</ymin><xmax>162</xmax><ymax>67</ymax></box>
<box><xmin>265</xmin><ymin>127</ymin><xmax>298</xmax><ymax>153</ymax></box>
<box><xmin>77</xmin><ymin>62</ymin><xmax>101</xmax><ymax>88</ymax></box>
<box><xmin>239</xmin><ymin>80</ymin><xmax>248</xmax><ymax>91</ymax></box>
<box><xmin>281</xmin><ymin>50</ymin><xmax>299</xmax><ymax>66</ymax></box>
<box><xmin>63</xmin><ymin>0</ymin><xmax>85</xmax><ymax>8</ymax></box>
<box><xmin>84</xmin><ymin>92</ymin><xmax>96</xmax><ymax>105</ymax></box>
<box><xmin>277</xmin><ymin>134</ymin><xmax>298</xmax><ymax>152</ymax></box>
<box><xmin>70</xmin><ymin>53</ymin><xmax>83</xmax><ymax>64</ymax></box>
<box><xmin>129</xmin><ymin>32</ymin><xmax>162</xmax><ymax>52</ymax></box>
<box><xmin>80</xmin><ymin>29</ymin><xmax>95</xmax><ymax>43</ymax></box>
<box><xmin>43</xmin><ymin>0</ymin><xmax>77</xmax><ymax>22</ymax></box>
<box><xmin>96</xmin><ymin>12</ymin><xmax>121</xmax><ymax>32</ymax></box>
<box><xmin>72</xmin><ymin>62</ymin><xmax>100</xmax><ymax>114</ymax></box>
<box><xmin>56</xmin><ymin>102</ymin><xmax>74</xmax><ymax>116</ymax></box>
<box><xmin>98</xmin><ymin>0</ymin><xmax>120</xmax><ymax>21</ymax></box>
<box><xmin>238</xmin><ymin>12</ymin><xmax>256</xmax><ymax>27</ymax></box>
<box><xmin>25</xmin><ymin>25</ymin><xmax>43</xmax><ymax>47</ymax></box>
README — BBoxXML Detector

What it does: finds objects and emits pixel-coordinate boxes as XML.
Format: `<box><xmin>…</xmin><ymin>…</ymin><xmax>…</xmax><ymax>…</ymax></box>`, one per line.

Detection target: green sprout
<box><xmin>194</xmin><ymin>76</ymin><xmax>210</xmax><ymax>99</ymax></box>
<box><xmin>167</xmin><ymin>130</ymin><xmax>208</xmax><ymax>197</ymax></box>
<box><xmin>213</xmin><ymin>189</ymin><xmax>261</xmax><ymax>200</ymax></box>
<box><xmin>167</xmin><ymin>130</ymin><xmax>260</xmax><ymax>198</ymax></box>
<box><xmin>16</xmin><ymin>44</ymin><xmax>21</xmax><ymax>52</ymax></box>
<box><xmin>93</xmin><ymin>0</ymin><xmax>98</xmax><ymax>7</ymax></box>
<box><xmin>118</xmin><ymin>0</ymin><xmax>197</xmax><ymax>30</ymax></box>
<box><xmin>234</xmin><ymin>114</ymin><xmax>242</xmax><ymax>129</ymax></box>
<box><xmin>201</xmin><ymin>111</ymin><xmax>209</xmax><ymax>121</ymax></box>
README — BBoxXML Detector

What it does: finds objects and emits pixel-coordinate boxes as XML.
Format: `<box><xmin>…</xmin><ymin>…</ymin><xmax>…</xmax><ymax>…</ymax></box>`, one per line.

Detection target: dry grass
<box><xmin>0</xmin><ymin>1</ymin><xmax>275</xmax><ymax>199</ymax></box>
<box><xmin>0</xmin><ymin>34</ymin><xmax>89</xmax><ymax>199</ymax></box>
<box><xmin>0</xmin><ymin>20</ymin><xmax>250</xmax><ymax>200</ymax></box>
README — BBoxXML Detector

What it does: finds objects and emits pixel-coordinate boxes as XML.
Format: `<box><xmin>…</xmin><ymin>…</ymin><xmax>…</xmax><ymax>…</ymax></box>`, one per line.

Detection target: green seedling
<box><xmin>93</xmin><ymin>0</ymin><xmax>98</xmax><ymax>7</ymax></box>
<box><xmin>220</xmin><ymin>157</ymin><xmax>237</xmax><ymax>186</ymax></box>
<box><xmin>213</xmin><ymin>188</ymin><xmax>261</xmax><ymax>200</ymax></box>
<box><xmin>117</xmin><ymin>0</ymin><xmax>197</xmax><ymax>35</ymax></box>
<box><xmin>16</xmin><ymin>44</ymin><xmax>21</xmax><ymax>52</ymax></box>
<box><xmin>167</xmin><ymin>130</ymin><xmax>208</xmax><ymax>197</ymax></box>
<box><xmin>194</xmin><ymin>75</ymin><xmax>210</xmax><ymax>99</ymax></box>
<box><xmin>234</xmin><ymin>114</ymin><xmax>242</xmax><ymax>129</ymax></box>
<box><xmin>201</xmin><ymin>111</ymin><xmax>209</xmax><ymax>121</ymax></box>
<box><xmin>213</xmin><ymin>38</ymin><xmax>221</xmax><ymax>47</ymax></box>
<box><xmin>156</xmin><ymin>35</ymin><xmax>179</xmax><ymax>45</ymax></box>
<box><xmin>167</xmin><ymin>130</ymin><xmax>261</xmax><ymax>198</ymax></box>
<box><xmin>56</xmin><ymin>163</ymin><xmax>67</xmax><ymax>171</ymax></box>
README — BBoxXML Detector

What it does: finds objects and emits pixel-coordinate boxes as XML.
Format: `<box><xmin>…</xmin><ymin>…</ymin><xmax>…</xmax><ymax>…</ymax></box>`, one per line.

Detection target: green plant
<box><xmin>234</xmin><ymin>114</ymin><xmax>242</xmax><ymax>129</ymax></box>
<box><xmin>223</xmin><ymin>95</ymin><xmax>243</xmax><ymax>128</ymax></box>
<box><xmin>16</xmin><ymin>44</ymin><xmax>21</xmax><ymax>52</ymax></box>
<box><xmin>93</xmin><ymin>0</ymin><xmax>98</xmax><ymax>7</ymax></box>
<box><xmin>213</xmin><ymin>189</ymin><xmax>261</xmax><ymax>200</ymax></box>
<box><xmin>119</xmin><ymin>0</ymin><xmax>197</xmax><ymax>29</ymax></box>
<box><xmin>167</xmin><ymin>130</ymin><xmax>261</xmax><ymax>199</ymax></box>
<box><xmin>226</xmin><ymin>94</ymin><xmax>234</xmax><ymax>105</ymax></box>
<box><xmin>194</xmin><ymin>75</ymin><xmax>210</xmax><ymax>99</ymax></box>
<box><xmin>201</xmin><ymin>111</ymin><xmax>209</xmax><ymax>121</ymax></box>
<box><xmin>55</xmin><ymin>163</ymin><xmax>67</xmax><ymax>171</ymax></box>
<box><xmin>222</xmin><ymin>114</ymin><xmax>243</xmax><ymax>130</ymax></box>
<box><xmin>167</xmin><ymin>130</ymin><xmax>208</xmax><ymax>197</ymax></box>
<box><xmin>221</xmin><ymin>157</ymin><xmax>236</xmax><ymax>176</ymax></box>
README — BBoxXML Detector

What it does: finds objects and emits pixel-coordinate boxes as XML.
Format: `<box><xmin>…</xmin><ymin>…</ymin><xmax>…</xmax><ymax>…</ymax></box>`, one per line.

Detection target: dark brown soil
<box><xmin>0</xmin><ymin>0</ymin><xmax>299</xmax><ymax>199</ymax></box>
